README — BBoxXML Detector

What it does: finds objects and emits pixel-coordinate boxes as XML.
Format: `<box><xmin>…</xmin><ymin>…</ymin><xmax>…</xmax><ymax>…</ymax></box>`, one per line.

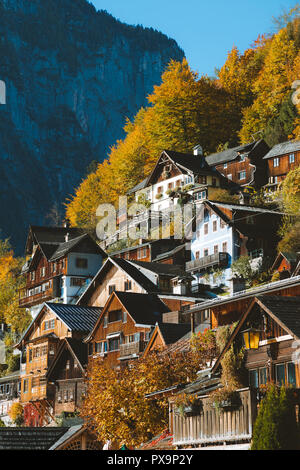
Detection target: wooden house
<box><xmin>16</xmin><ymin>302</ymin><xmax>101</xmax><ymax>426</ymax></box>
<box><xmin>77</xmin><ymin>256</ymin><xmax>202</xmax><ymax>311</ymax></box>
<box><xmin>0</xmin><ymin>371</ymin><xmax>20</xmax><ymax>425</ymax></box>
<box><xmin>205</xmin><ymin>139</ymin><xmax>270</xmax><ymax>189</ymax></box>
<box><xmin>46</xmin><ymin>338</ymin><xmax>88</xmax><ymax>417</ymax></box>
<box><xmin>19</xmin><ymin>226</ymin><xmax>106</xmax><ymax>317</ymax></box>
<box><xmin>271</xmin><ymin>252</ymin><xmax>300</xmax><ymax>279</ymax></box>
<box><xmin>179</xmin><ymin>274</ymin><xmax>300</xmax><ymax>330</ymax></box>
<box><xmin>263</xmin><ymin>140</ymin><xmax>300</xmax><ymax>192</ymax></box>
<box><xmin>84</xmin><ymin>291</ymin><xmax>171</xmax><ymax>368</ymax></box>
<box><xmin>142</xmin><ymin>323</ymin><xmax>191</xmax><ymax>356</ymax></box>
<box><xmin>169</xmin><ymin>295</ymin><xmax>300</xmax><ymax>449</ymax></box>
<box><xmin>187</xmin><ymin>200</ymin><xmax>283</xmax><ymax>290</ymax></box>
<box><xmin>128</xmin><ymin>149</ymin><xmax>232</xmax><ymax>214</ymax></box>
<box><xmin>111</xmin><ymin>239</ymin><xmax>188</xmax><ymax>267</ymax></box>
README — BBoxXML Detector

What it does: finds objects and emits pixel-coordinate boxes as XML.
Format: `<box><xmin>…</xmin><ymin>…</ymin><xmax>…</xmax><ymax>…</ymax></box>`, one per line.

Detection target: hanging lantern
<box><xmin>241</xmin><ymin>328</ymin><xmax>261</xmax><ymax>350</ymax></box>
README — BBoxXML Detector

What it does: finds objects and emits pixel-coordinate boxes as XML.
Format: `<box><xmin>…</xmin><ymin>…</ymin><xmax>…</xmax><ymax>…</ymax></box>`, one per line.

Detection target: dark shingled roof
<box><xmin>0</xmin><ymin>427</ymin><xmax>69</xmax><ymax>450</ymax></box>
<box><xmin>263</xmin><ymin>140</ymin><xmax>300</xmax><ymax>159</ymax></box>
<box><xmin>158</xmin><ymin>323</ymin><xmax>191</xmax><ymax>345</ymax></box>
<box><xmin>164</xmin><ymin>150</ymin><xmax>216</xmax><ymax>174</ymax></box>
<box><xmin>205</xmin><ymin>140</ymin><xmax>262</xmax><ymax>166</ymax></box>
<box><xmin>127</xmin><ymin>177</ymin><xmax>149</xmax><ymax>195</ymax></box>
<box><xmin>129</xmin><ymin>260</ymin><xmax>188</xmax><ymax>277</ymax></box>
<box><xmin>45</xmin><ymin>303</ymin><xmax>101</xmax><ymax>333</ymax></box>
<box><xmin>48</xmin><ymin>233</ymin><xmax>104</xmax><ymax>261</ymax></box>
<box><xmin>256</xmin><ymin>295</ymin><xmax>300</xmax><ymax>339</ymax></box>
<box><xmin>115</xmin><ymin>291</ymin><xmax>170</xmax><ymax>325</ymax></box>
<box><xmin>111</xmin><ymin>257</ymin><xmax>160</xmax><ymax>292</ymax></box>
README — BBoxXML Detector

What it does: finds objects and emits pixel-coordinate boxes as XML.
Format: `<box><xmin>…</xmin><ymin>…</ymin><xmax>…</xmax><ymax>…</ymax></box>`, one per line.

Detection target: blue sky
<box><xmin>90</xmin><ymin>0</ymin><xmax>297</xmax><ymax>76</ymax></box>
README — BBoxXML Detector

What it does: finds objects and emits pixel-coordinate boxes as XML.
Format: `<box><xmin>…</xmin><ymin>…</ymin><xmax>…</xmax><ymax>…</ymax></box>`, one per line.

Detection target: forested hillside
<box><xmin>66</xmin><ymin>9</ymin><xmax>300</xmax><ymax>228</ymax></box>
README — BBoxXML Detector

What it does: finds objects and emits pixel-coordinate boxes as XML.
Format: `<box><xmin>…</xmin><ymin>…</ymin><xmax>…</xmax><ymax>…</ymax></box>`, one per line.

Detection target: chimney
<box><xmin>193</xmin><ymin>144</ymin><xmax>203</xmax><ymax>156</ymax></box>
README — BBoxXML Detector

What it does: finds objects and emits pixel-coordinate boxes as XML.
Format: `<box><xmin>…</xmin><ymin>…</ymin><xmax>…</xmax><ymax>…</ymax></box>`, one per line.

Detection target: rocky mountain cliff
<box><xmin>0</xmin><ymin>0</ymin><xmax>184</xmax><ymax>253</ymax></box>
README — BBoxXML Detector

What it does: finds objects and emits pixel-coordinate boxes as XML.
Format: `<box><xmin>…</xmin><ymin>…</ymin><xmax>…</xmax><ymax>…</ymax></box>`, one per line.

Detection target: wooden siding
<box><xmin>87</xmin><ymin>264</ymin><xmax>146</xmax><ymax>308</ymax></box>
<box><xmin>267</xmin><ymin>151</ymin><xmax>300</xmax><ymax>179</ymax></box>
<box><xmin>211</xmin><ymin>283</ymin><xmax>300</xmax><ymax>329</ymax></box>
<box><xmin>172</xmin><ymin>389</ymin><xmax>256</xmax><ymax>447</ymax></box>
<box><xmin>88</xmin><ymin>295</ymin><xmax>151</xmax><ymax>368</ymax></box>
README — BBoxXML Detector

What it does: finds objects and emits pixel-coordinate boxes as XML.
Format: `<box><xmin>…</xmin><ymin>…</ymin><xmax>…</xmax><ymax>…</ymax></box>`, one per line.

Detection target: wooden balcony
<box><xmin>19</xmin><ymin>278</ymin><xmax>61</xmax><ymax>308</ymax></box>
<box><xmin>186</xmin><ymin>252</ymin><xmax>229</xmax><ymax>273</ymax></box>
<box><xmin>119</xmin><ymin>341</ymin><xmax>144</xmax><ymax>359</ymax></box>
<box><xmin>172</xmin><ymin>388</ymin><xmax>257</xmax><ymax>448</ymax></box>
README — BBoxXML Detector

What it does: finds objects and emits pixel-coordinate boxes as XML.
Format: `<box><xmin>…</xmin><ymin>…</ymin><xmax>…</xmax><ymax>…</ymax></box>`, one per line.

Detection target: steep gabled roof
<box><xmin>205</xmin><ymin>140</ymin><xmax>265</xmax><ymax>166</ymax></box>
<box><xmin>129</xmin><ymin>260</ymin><xmax>188</xmax><ymax>277</ymax></box>
<box><xmin>25</xmin><ymin>225</ymin><xmax>84</xmax><ymax>255</ymax></box>
<box><xmin>272</xmin><ymin>252</ymin><xmax>299</xmax><ymax>272</ymax></box>
<box><xmin>16</xmin><ymin>303</ymin><xmax>102</xmax><ymax>347</ymax></box>
<box><xmin>49</xmin><ymin>233</ymin><xmax>105</xmax><ymax>261</ymax></box>
<box><xmin>263</xmin><ymin>140</ymin><xmax>300</xmax><ymax>159</ymax></box>
<box><xmin>84</xmin><ymin>291</ymin><xmax>170</xmax><ymax>342</ymax></box>
<box><xmin>211</xmin><ymin>295</ymin><xmax>300</xmax><ymax>375</ymax></box>
<box><xmin>77</xmin><ymin>256</ymin><xmax>160</xmax><ymax>305</ymax></box>
<box><xmin>46</xmin><ymin>338</ymin><xmax>88</xmax><ymax>379</ymax></box>
<box><xmin>45</xmin><ymin>303</ymin><xmax>101</xmax><ymax>333</ymax></box>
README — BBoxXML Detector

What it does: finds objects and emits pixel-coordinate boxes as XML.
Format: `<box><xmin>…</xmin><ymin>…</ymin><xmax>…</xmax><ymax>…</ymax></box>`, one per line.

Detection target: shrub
<box><xmin>251</xmin><ymin>385</ymin><xmax>300</xmax><ymax>450</ymax></box>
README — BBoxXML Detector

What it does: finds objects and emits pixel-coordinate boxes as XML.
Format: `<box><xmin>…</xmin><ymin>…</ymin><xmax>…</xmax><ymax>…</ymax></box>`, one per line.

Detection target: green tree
<box><xmin>251</xmin><ymin>385</ymin><xmax>300</xmax><ymax>450</ymax></box>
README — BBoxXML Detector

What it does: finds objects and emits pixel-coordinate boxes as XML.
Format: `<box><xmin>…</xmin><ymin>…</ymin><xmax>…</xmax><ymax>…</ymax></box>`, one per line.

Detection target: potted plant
<box><xmin>173</xmin><ymin>393</ymin><xmax>202</xmax><ymax>417</ymax></box>
<box><xmin>208</xmin><ymin>388</ymin><xmax>240</xmax><ymax>413</ymax></box>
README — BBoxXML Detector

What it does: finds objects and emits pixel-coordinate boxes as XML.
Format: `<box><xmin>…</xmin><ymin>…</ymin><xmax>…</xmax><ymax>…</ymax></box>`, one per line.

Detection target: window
<box><xmin>289</xmin><ymin>153</ymin><xmax>295</xmax><ymax>164</ymax></box>
<box><xmin>214</xmin><ymin>245</ymin><xmax>218</xmax><ymax>254</ymax></box>
<box><xmin>249</xmin><ymin>367</ymin><xmax>267</xmax><ymax>388</ymax></box>
<box><xmin>122</xmin><ymin>311</ymin><xmax>127</xmax><ymax>323</ymax></box>
<box><xmin>108</xmin><ymin>310</ymin><xmax>122</xmax><ymax>323</ymax></box>
<box><xmin>29</xmin><ymin>349</ymin><xmax>33</xmax><ymax>362</ymax></box>
<box><xmin>138</xmin><ymin>247</ymin><xmax>147</xmax><ymax>259</ymax></box>
<box><xmin>275</xmin><ymin>362</ymin><xmax>296</xmax><ymax>387</ymax></box>
<box><xmin>199</xmin><ymin>176</ymin><xmax>207</xmax><ymax>185</ymax></box>
<box><xmin>220</xmin><ymin>219</ymin><xmax>226</xmax><ymax>229</ymax></box>
<box><xmin>222</xmin><ymin>242</ymin><xmax>228</xmax><ymax>252</ymax></box>
<box><xmin>212</xmin><ymin>178</ymin><xmax>217</xmax><ymax>187</ymax></box>
<box><xmin>157</xmin><ymin>186</ymin><xmax>163</xmax><ymax>194</ymax></box>
<box><xmin>44</xmin><ymin>319</ymin><xmax>55</xmax><ymax>331</ymax></box>
<box><xmin>204</xmin><ymin>249</ymin><xmax>209</xmax><ymax>257</ymax></box>
<box><xmin>108</xmin><ymin>337</ymin><xmax>120</xmax><ymax>351</ymax></box>
<box><xmin>23</xmin><ymin>379</ymin><xmax>28</xmax><ymax>393</ymax></box>
<box><xmin>124</xmin><ymin>280</ymin><xmax>132</xmax><ymax>291</ymax></box>
<box><xmin>75</xmin><ymin>258</ymin><xmax>88</xmax><ymax>269</ymax></box>
<box><xmin>240</xmin><ymin>154</ymin><xmax>246</xmax><ymax>161</ymax></box>
<box><xmin>213</xmin><ymin>220</ymin><xmax>217</xmax><ymax>232</ymax></box>
<box><xmin>195</xmin><ymin>251</ymin><xmax>200</xmax><ymax>260</ymax></box>
<box><xmin>30</xmin><ymin>271</ymin><xmax>35</xmax><ymax>281</ymax></box>
<box><xmin>70</xmin><ymin>277</ymin><xmax>86</xmax><ymax>287</ymax></box>
<box><xmin>95</xmin><ymin>342</ymin><xmax>107</xmax><ymax>354</ymax></box>
<box><xmin>273</xmin><ymin>157</ymin><xmax>280</xmax><ymax>167</ymax></box>
<box><xmin>224</xmin><ymin>163</ymin><xmax>228</xmax><ymax>169</ymax></box>
<box><xmin>103</xmin><ymin>315</ymin><xmax>108</xmax><ymax>328</ymax></box>
<box><xmin>227</xmin><ymin>174</ymin><xmax>232</xmax><ymax>180</ymax></box>
<box><xmin>108</xmin><ymin>285</ymin><xmax>116</xmax><ymax>295</ymax></box>
<box><xmin>167</xmin><ymin>182</ymin><xmax>174</xmax><ymax>190</ymax></box>
<box><xmin>276</xmin><ymin>363</ymin><xmax>286</xmax><ymax>386</ymax></box>
<box><xmin>204</xmin><ymin>223</ymin><xmax>208</xmax><ymax>235</ymax></box>
<box><xmin>238</xmin><ymin>171</ymin><xmax>246</xmax><ymax>180</ymax></box>
<box><xmin>40</xmin><ymin>267</ymin><xmax>46</xmax><ymax>278</ymax></box>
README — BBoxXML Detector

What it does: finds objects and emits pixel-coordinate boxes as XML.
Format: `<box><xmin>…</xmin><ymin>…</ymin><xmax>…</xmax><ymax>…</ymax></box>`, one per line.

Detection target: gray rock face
<box><xmin>0</xmin><ymin>0</ymin><xmax>184</xmax><ymax>253</ymax></box>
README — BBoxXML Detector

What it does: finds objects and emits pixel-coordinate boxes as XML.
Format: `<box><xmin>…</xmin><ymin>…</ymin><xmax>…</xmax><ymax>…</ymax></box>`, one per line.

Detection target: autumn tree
<box><xmin>0</xmin><ymin>238</ymin><xmax>31</xmax><ymax>335</ymax></box>
<box><xmin>276</xmin><ymin>167</ymin><xmax>300</xmax><ymax>253</ymax></box>
<box><xmin>82</xmin><ymin>346</ymin><xmax>203</xmax><ymax>448</ymax></box>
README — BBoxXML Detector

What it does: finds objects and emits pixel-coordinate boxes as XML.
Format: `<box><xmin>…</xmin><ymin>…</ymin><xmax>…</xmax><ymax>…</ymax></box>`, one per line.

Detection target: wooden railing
<box><xmin>186</xmin><ymin>252</ymin><xmax>229</xmax><ymax>273</ymax></box>
<box><xmin>172</xmin><ymin>388</ymin><xmax>257</xmax><ymax>447</ymax></box>
<box><xmin>119</xmin><ymin>341</ymin><xmax>144</xmax><ymax>358</ymax></box>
